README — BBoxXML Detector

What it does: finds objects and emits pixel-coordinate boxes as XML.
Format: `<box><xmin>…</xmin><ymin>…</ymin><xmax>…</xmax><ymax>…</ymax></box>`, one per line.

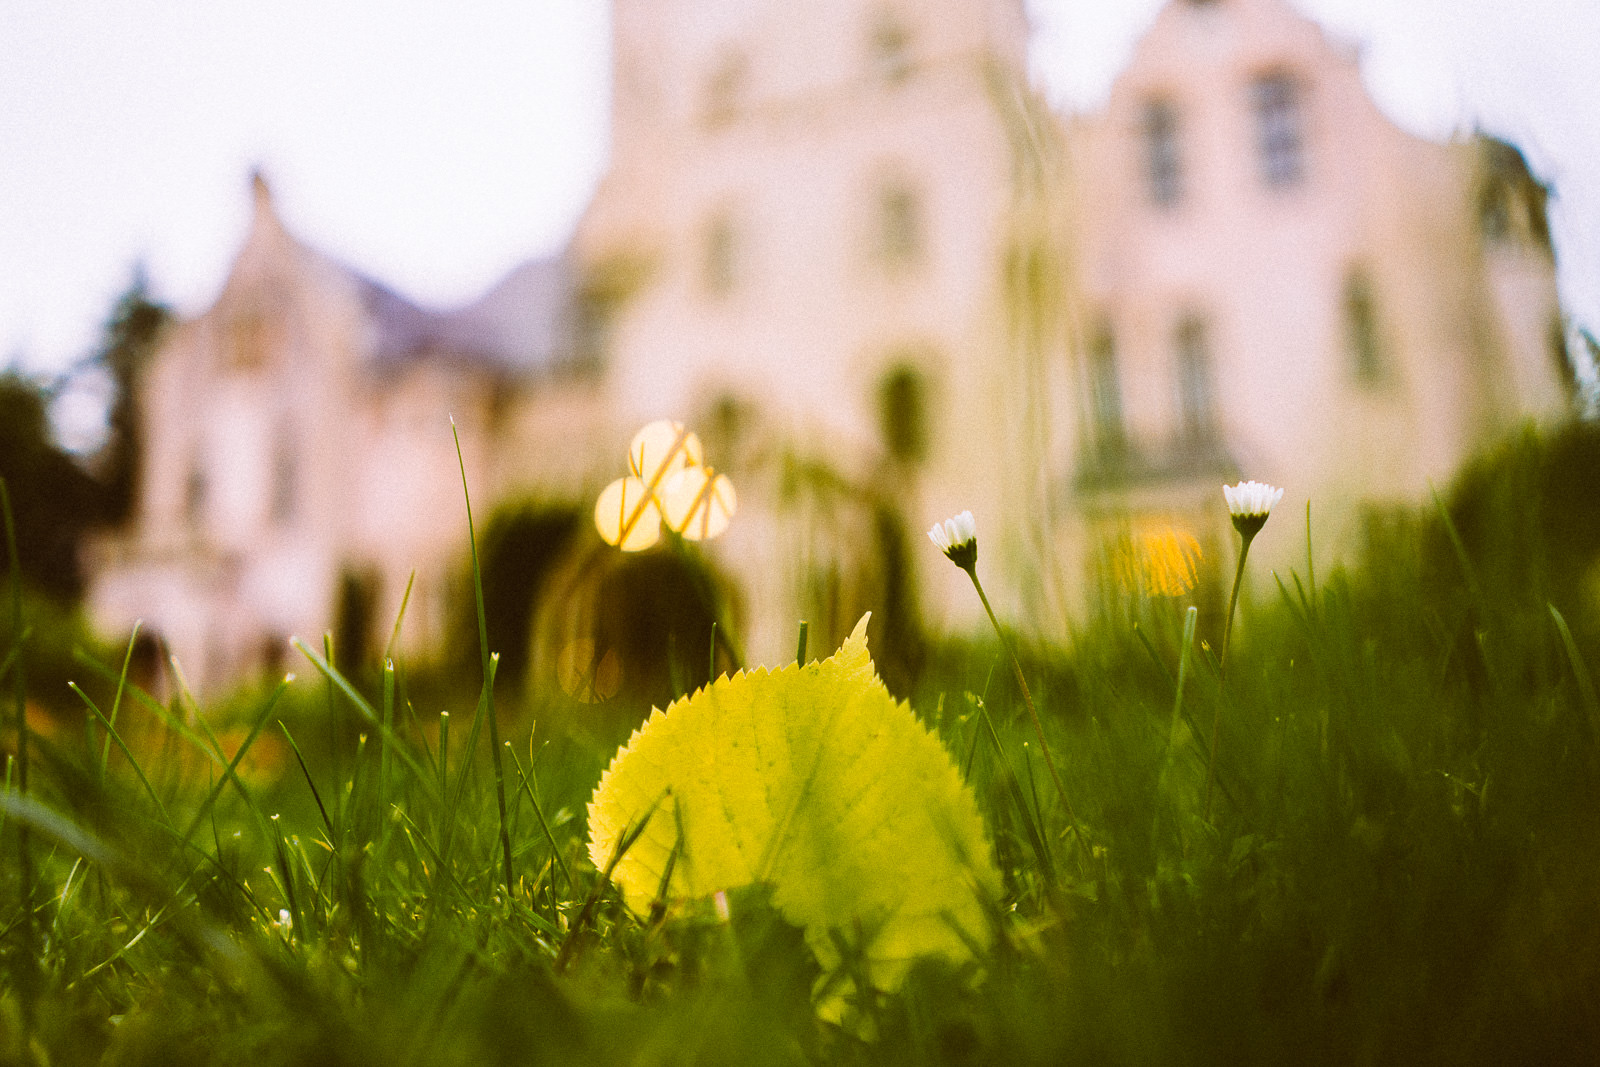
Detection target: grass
<box><xmin>3</xmin><ymin>424</ymin><xmax>1600</xmax><ymax>1064</ymax></box>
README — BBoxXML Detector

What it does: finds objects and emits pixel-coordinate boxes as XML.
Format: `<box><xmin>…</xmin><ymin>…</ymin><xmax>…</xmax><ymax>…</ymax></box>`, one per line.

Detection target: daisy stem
<box><xmin>964</xmin><ymin>565</ymin><xmax>1076</xmax><ymax>826</ymax></box>
<box><xmin>1206</xmin><ymin>530</ymin><xmax>1255</xmax><ymax>821</ymax></box>
<box><xmin>1220</xmin><ymin>532</ymin><xmax>1254</xmax><ymax>681</ymax></box>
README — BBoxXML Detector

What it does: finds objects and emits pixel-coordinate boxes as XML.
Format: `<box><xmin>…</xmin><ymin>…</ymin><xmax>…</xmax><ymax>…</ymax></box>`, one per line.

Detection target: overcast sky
<box><xmin>2</xmin><ymin>0</ymin><xmax>1597</xmax><ymax>393</ymax></box>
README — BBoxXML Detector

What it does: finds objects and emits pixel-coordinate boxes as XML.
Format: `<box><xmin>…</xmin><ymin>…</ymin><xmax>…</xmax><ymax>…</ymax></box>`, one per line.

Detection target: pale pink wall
<box><xmin>1062</xmin><ymin>0</ymin><xmax>1568</xmax><ymax>602</ymax></box>
<box><xmin>582</xmin><ymin>0</ymin><xmax>1053</xmax><ymax>658</ymax></box>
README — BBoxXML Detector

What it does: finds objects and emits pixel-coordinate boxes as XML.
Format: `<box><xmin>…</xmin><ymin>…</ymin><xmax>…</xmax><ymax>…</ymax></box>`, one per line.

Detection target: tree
<box><xmin>93</xmin><ymin>268</ymin><xmax>169</xmax><ymax>525</ymax></box>
<box><xmin>0</xmin><ymin>372</ymin><xmax>103</xmax><ymax>599</ymax></box>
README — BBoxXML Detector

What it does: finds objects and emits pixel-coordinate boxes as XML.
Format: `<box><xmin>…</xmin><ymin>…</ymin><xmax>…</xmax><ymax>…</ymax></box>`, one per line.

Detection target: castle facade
<box><xmin>88</xmin><ymin>0</ymin><xmax>1571</xmax><ymax>695</ymax></box>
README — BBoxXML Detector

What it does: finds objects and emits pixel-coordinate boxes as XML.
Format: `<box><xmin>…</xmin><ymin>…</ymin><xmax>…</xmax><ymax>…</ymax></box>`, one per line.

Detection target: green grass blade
<box><xmin>555</xmin><ymin>799</ymin><xmax>661</xmax><ymax>973</ymax></box>
<box><xmin>1133</xmin><ymin>621</ymin><xmax>1178</xmax><ymax>690</ymax></box>
<box><xmin>1</xmin><ymin>477</ymin><xmax>39</xmax><ymax>1028</ymax></box>
<box><xmin>507</xmin><ymin>743</ymin><xmax>572</xmax><ymax>893</ymax></box>
<box><xmin>1430</xmin><ymin>483</ymin><xmax>1484</xmax><ymax>608</ymax></box>
<box><xmin>440</xmin><ymin>654</ymin><xmax>500</xmax><ymax>871</ymax></box>
<box><xmin>974</xmin><ymin>694</ymin><xmax>1054</xmax><ymax>882</ymax></box>
<box><xmin>452</xmin><ymin>419</ymin><xmax>515</xmax><ymax>896</ymax></box>
<box><xmin>70</xmin><ymin>648</ymin><xmax>221</xmax><ymax>767</ymax></box>
<box><xmin>177</xmin><ymin>678</ymin><xmax>288</xmax><ymax>845</ymax></box>
<box><xmin>292</xmin><ymin>638</ymin><xmax>439</xmax><ymax>805</ymax></box>
<box><xmin>278</xmin><ymin>721</ymin><xmax>335</xmax><ymax>841</ymax></box>
<box><xmin>68</xmin><ymin>682</ymin><xmax>170</xmax><ymax>826</ymax></box>
<box><xmin>383</xmin><ymin>571</ymin><xmax>416</xmax><ymax>666</ymax></box>
<box><xmin>1165</xmin><ymin>606</ymin><xmax>1199</xmax><ymax>754</ymax></box>
<box><xmin>1550</xmin><ymin>604</ymin><xmax>1600</xmax><ymax>738</ymax></box>
<box><xmin>101</xmin><ymin>619</ymin><xmax>144</xmax><ymax>779</ymax></box>
<box><xmin>437</xmin><ymin>710</ymin><xmax>450</xmax><ymax>811</ymax></box>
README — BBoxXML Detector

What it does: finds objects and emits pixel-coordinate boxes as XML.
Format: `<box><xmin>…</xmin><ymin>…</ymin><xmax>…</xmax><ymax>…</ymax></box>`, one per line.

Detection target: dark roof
<box><xmin>357</xmin><ymin>254</ymin><xmax>579</xmax><ymax>375</ymax></box>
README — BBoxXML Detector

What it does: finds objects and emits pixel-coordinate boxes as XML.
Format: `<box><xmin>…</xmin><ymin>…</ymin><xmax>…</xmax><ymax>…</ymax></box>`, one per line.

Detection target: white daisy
<box><xmin>1222</xmin><ymin>480</ymin><xmax>1284</xmax><ymax>538</ymax></box>
<box><xmin>928</xmin><ymin>510</ymin><xmax>979</xmax><ymax>569</ymax></box>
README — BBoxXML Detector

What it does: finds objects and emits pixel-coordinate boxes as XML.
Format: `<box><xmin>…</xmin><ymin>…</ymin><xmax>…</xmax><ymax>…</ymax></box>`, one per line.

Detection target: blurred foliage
<box><xmin>0</xmin><ymin>587</ymin><xmax>111</xmax><ymax>719</ymax></box>
<box><xmin>0</xmin><ymin>375</ymin><xmax>104</xmax><ymax>601</ymax></box>
<box><xmin>93</xmin><ymin>270</ymin><xmax>170</xmax><ymax>527</ymax></box>
<box><xmin>472</xmin><ymin>503</ymin><xmax>583</xmax><ymax>693</ymax></box>
<box><xmin>0</xmin><ymin>279</ymin><xmax>169</xmax><ymax>733</ymax></box>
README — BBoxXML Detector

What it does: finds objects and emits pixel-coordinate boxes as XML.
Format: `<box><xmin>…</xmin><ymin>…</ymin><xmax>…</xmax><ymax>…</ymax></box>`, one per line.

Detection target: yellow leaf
<box><xmin>588</xmin><ymin>615</ymin><xmax>1000</xmax><ymax>1013</ymax></box>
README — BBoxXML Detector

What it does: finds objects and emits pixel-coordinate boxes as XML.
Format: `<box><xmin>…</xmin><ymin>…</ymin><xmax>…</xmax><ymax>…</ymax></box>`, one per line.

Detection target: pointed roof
<box><xmin>361</xmin><ymin>255</ymin><xmax>578</xmax><ymax>373</ymax></box>
<box><xmin>230</xmin><ymin>170</ymin><xmax>580</xmax><ymax>376</ymax></box>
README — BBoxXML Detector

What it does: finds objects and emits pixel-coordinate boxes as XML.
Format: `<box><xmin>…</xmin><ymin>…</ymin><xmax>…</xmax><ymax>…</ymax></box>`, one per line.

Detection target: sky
<box><xmin>2</xmin><ymin>0</ymin><xmax>1597</xmax><ymax>406</ymax></box>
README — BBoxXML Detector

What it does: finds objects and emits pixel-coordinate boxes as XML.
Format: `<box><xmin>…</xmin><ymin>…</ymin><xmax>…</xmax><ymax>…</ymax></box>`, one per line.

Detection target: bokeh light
<box><xmin>660</xmin><ymin>465</ymin><xmax>738</xmax><ymax>542</ymax></box>
<box><xmin>627</xmin><ymin>419</ymin><xmax>703</xmax><ymax>484</ymax></box>
<box><xmin>556</xmin><ymin>638</ymin><xmax>622</xmax><ymax>702</ymax></box>
<box><xmin>594</xmin><ymin>475</ymin><xmax>662</xmax><ymax>551</ymax></box>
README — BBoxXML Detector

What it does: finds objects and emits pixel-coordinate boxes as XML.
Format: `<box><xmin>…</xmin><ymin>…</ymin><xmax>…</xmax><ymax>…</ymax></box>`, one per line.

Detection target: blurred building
<box><xmin>86</xmin><ymin>174</ymin><xmax>606</xmax><ymax>694</ymax></box>
<box><xmin>574</xmin><ymin>0</ymin><xmax>1067</xmax><ymax>663</ymax></box>
<box><xmin>86</xmin><ymin>0</ymin><xmax>1573</xmax><ymax>695</ymax></box>
<box><xmin>1060</xmin><ymin>0</ymin><xmax>1572</xmax><ymax>607</ymax></box>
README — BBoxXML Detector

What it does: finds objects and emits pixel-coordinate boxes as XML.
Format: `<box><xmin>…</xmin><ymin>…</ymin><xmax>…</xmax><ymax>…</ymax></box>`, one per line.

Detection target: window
<box><xmin>869</xmin><ymin>8</ymin><xmax>913</xmax><ymax>84</ymax></box>
<box><xmin>877</xmin><ymin>182</ymin><xmax>922</xmax><ymax>270</ymax></box>
<box><xmin>1253</xmin><ymin>72</ymin><xmax>1305</xmax><ymax>189</ymax></box>
<box><xmin>1088</xmin><ymin>327</ymin><xmax>1128</xmax><ymax>459</ymax></box>
<box><xmin>706</xmin><ymin>392</ymin><xmax>752</xmax><ymax>462</ymax></box>
<box><xmin>1344</xmin><ymin>270</ymin><xmax>1384</xmax><ymax>383</ymax></box>
<box><xmin>1143</xmin><ymin>100</ymin><xmax>1182</xmax><ymax>208</ymax></box>
<box><xmin>703</xmin><ymin>50</ymin><xmax>748</xmax><ymax>126</ymax></box>
<box><xmin>270</xmin><ymin>428</ymin><xmax>297</xmax><ymax>525</ymax></box>
<box><xmin>1174</xmin><ymin>316</ymin><xmax>1218</xmax><ymax>442</ymax></box>
<box><xmin>184</xmin><ymin>455</ymin><xmax>207</xmax><ymax>527</ymax></box>
<box><xmin>702</xmin><ymin>212</ymin><xmax>739</xmax><ymax>297</ymax></box>
<box><xmin>877</xmin><ymin>362</ymin><xmax>929</xmax><ymax>464</ymax></box>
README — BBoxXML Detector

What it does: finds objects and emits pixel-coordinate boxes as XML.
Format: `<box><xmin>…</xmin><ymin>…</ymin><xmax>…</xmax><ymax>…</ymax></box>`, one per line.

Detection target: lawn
<box><xmin>2</xmin><ymin>423</ymin><xmax>1598</xmax><ymax>1065</ymax></box>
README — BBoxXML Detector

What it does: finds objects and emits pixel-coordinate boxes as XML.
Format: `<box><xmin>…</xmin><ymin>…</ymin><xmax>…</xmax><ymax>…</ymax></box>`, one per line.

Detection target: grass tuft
<box><xmin>1</xmin><ymin>425</ymin><xmax>1598</xmax><ymax>1063</ymax></box>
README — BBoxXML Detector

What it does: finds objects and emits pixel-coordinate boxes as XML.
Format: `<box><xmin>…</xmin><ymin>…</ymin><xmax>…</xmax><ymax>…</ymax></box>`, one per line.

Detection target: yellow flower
<box><xmin>1115</xmin><ymin>526</ymin><xmax>1201</xmax><ymax>598</ymax></box>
